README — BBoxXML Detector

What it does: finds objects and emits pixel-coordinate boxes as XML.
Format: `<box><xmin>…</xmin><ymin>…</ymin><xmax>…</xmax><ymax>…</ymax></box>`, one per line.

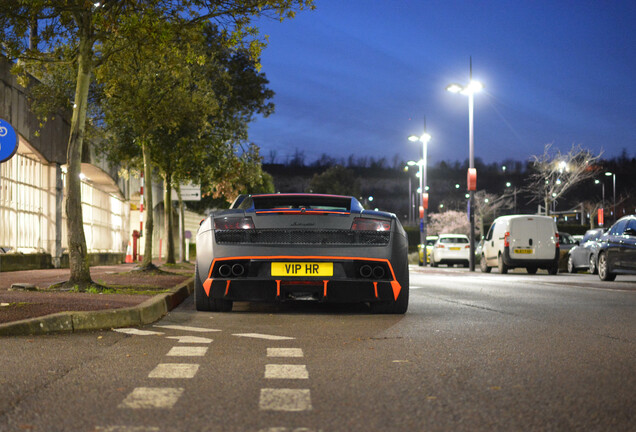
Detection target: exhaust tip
<box><xmin>218</xmin><ymin>264</ymin><xmax>232</xmax><ymax>278</ymax></box>
<box><xmin>359</xmin><ymin>264</ymin><xmax>372</xmax><ymax>278</ymax></box>
<box><xmin>372</xmin><ymin>266</ymin><xmax>385</xmax><ymax>279</ymax></box>
<box><xmin>231</xmin><ymin>263</ymin><xmax>245</xmax><ymax>277</ymax></box>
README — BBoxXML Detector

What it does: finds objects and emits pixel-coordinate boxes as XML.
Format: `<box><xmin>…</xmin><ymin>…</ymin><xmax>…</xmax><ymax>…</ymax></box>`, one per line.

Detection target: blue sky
<box><xmin>248</xmin><ymin>0</ymin><xmax>636</xmax><ymax>166</ymax></box>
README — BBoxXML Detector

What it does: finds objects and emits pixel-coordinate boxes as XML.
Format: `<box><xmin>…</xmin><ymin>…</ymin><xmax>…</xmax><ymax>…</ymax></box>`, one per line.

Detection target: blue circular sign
<box><xmin>0</xmin><ymin>118</ymin><xmax>18</xmax><ymax>163</ymax></box>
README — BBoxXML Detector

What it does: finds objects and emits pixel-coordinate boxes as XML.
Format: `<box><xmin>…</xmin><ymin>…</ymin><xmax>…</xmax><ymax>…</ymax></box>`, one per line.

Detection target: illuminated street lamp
<box><xmin>446</xmin><ymin>58</ymin><xmax>484</xmax><ymax>272</ymax></box>
<box><xmin>605</xmin><ymin>171</ymin><xmax>616</xmax><ymax>223</ymax></box>
<box><xmin>408</xmin><ymin>132</ymin><xmax>431</xmax><ymax>264</ymax></box>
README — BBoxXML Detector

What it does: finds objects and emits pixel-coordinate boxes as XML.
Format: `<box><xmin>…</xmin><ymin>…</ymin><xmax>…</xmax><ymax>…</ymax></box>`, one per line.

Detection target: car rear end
<box><xmin>433</xmin><ymin>235</ymin><xmax>470</xmax><ymax>267</ymax></box>
<box><xmin>504</xmin><ymin>216</ymin><xmax>559</xmax><ymax>272</ymax></box>
<box><xmin>195</xmin><ymin>194</ymin><xmax>409</xmax><ymax>312</ymax></box>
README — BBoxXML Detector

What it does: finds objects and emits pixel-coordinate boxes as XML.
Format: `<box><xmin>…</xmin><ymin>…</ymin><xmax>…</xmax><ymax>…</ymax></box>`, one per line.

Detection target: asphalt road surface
<box><xmin>1</xmin><ymin>266</ymin><xmax>635</xmax><ymax>432</ymax></box>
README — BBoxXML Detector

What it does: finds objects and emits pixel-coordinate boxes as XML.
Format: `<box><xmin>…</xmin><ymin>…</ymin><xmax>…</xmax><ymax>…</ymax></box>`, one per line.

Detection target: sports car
<box><xmin>194</xmin><ymin>193</ymin><xmax>409</xmax><ymax>313</ymax></box>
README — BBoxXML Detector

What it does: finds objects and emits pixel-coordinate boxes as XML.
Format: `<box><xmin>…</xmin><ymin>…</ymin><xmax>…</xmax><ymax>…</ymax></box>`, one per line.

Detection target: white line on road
<box><xmin>166</xmin><ymin>346</ymin><xmax>208</xmax><ymax>357</ymax></box>
<box><xmin>148</xmin><ymin>363</ymin><xmax>199</xmax><ymax>379</ymax></box>
<box><xmin>95</xmin><ymin>426</ymin><xmax>160</xmax><ymax>431</ymax></box>
<box><xmin>155</xmin><ymin>325</ymin><xmax>221</xmax><ymax>332</ymax></box>
<box><xmin>233</xmin><ymin>333</ymin><xmax>295</xmax><ymax>340</ymax></box>
<box><xmin>265</xmin><ymin>364</ymin><xmax>309</xmax><ymax>379</ymax></box>
<box><xmin>267</xmin><ymin>348</ymin><xmax>304</xmax><ymax>357</ymax></box>
<box><xmin>113</xmin><ymin>328</ymin><xmax>164</xmax><ymax>336</ymax></box>
<box><xmin>166</xmin><ymin>336</ymin><xmax>213</xmax><ymax>344</ymax></box>
<box><xmin>119</xmin><ymin>387</ymin><xmax>184</xmax><ymax>409</ymax></box>
<box><xmin>259</xmin><ymin>389</ymin><xmax>312</xmax><ymax>411</ymax></box>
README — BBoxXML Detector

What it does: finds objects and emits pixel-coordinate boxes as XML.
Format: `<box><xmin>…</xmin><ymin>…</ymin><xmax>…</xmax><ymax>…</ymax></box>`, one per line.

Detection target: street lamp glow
<box><xmin>408</xmin><ymin>133</ymin><xmax>431</xmax><ymax>144</ymax></box>
<box><xmin>605</xmin><ymin>171</ymin><xmax>613</xmax><ymax>176</ymax></box>
<box><xmin>506</xmin><ymin>182</ymin><xmax>512</xmax><ymax>187</ymax></box>
<box><xmin>446</xmin><ymin>83</ymin><xmax>463</xmax><ymax>94</ymax></box>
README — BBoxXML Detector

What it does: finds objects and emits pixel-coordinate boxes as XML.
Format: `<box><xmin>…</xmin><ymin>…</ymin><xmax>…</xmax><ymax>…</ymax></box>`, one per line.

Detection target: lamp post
<box><xmin>605</xmin><ymin>171</ymin><xmax>616</xmax><ymax>223</ymax></box>
<box><xmin>446</xmin><ymin>58</ymin><xmax>484</xmax><ymax>272</ymax></box>
<box><xmin>408</xmin><ymin>133</ymin><xmax>431</xmax><ymax>265</ymax></box>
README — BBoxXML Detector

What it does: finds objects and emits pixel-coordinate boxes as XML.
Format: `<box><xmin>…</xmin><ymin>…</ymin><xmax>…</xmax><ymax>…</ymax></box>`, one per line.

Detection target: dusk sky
<box><xmin>248</xmin><ymin>0</ymin><xmax>636</xmax><ymax>167</ymax></box>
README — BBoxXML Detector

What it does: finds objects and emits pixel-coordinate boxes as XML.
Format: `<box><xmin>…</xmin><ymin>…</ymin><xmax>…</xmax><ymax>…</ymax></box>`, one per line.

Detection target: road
<box><xmin>1</xmin><ymin>266</ymin><xmax>635</xmax><ymax>432</ymax></box>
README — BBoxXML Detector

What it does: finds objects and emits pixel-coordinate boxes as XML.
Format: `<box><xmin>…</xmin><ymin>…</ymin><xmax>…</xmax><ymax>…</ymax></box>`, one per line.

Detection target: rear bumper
<box><xmin>201</xmin><ymin>256</ymin><xmax>403</xmax><ymax>303</ymax></box>
<box><xmin>503</xmin><ymin>247</ymin><xmax>559</xmax><ymax>268</ymax></box>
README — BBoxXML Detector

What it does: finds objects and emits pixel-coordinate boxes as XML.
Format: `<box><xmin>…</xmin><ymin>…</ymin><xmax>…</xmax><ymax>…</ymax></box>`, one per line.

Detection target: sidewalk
<box><xmin>0</xmin><ymin>261</ymin><xmax>194</xmax><ymax>336</ymax></box>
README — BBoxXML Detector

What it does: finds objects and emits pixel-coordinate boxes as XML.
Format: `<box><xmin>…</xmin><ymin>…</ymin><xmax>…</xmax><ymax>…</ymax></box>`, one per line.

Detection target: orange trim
<box><xmin>323</xmin><ymin>280</ymin><xmax>328</xmax><ymax>297</ymax></box>
<box><xmin>255</xmin><ymin>210</ymin><xmax>350</xmax><ymax>215</ymax></box>
<box><xmin>203</xmin><ymin>279</ymin><xmax>212</xmax><ymax>296</ymax></box>
<box><xmin>390</xmin><ymin>281</ymin><xmax>401</xmax><ymax>301</ymax></box>
<box><xmin>373</xmin><ymin>281</ymin><xmax>378</xmax><ymax>298</ymax></box>
<box><xmin>225</xmin><ymin>280</ymin><xmax>231</xmax><ymax>296</ymax></box>
<box><xmin>276</xmin><ymin>280</ymin><xmax>281</xmax><ymax>297</ymax></box>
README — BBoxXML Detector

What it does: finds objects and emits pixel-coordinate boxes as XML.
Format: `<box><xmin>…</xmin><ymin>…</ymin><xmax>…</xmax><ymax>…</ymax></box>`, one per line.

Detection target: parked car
<box><xmin>566</xmin><ymin>228</ymin><xmax>604</xmax><ymax>273</ymax></box>
<box><xmin>596</xmin><ymin>215</ymin><xmax>636</xmax><ymax>281</ymax></box>
<box><xmin>480</xmin><ymin>215</ymin><xmax>559</xmax><ymax>274</ymax></box>
<box><xmin>558</xmin><ymin>232</ymin><xmax>578</xmax><ymax>251</ymax></box>
<box><xmin>418</xmin><ymin>235</ymin><xmax>438</xmax><ymax>266</ymax></box>
<box><xmin>430</xmin><ymin>234</ymin><xmax>470</xmax><ymax>267</ymax></box>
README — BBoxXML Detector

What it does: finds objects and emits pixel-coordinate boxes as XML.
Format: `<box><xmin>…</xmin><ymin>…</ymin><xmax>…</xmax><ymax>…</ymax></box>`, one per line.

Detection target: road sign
<box><xmin>171</xmin><ymin>183</ymin><xmax>201</xmax><ymax>201</ymax></box>
<box><xmin>0</xmin><ymin>119</ymin><xmax>18</xmax><ymax>163</ymax></box>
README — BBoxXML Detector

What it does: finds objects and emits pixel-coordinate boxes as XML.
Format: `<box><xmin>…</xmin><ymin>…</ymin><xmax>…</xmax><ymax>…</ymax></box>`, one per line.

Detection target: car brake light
<box><xmin>214</xmin><ymin>217</ymin><xmax>255</xmax><ymax>230</ymax></box>
<box><xmin>351</xmin><ymin>218</ymin><xmax>391</xmax><ymax>231</ymax></box>
<box><xmin>464</xmin><ymin>244</ymin><xmax>470</xmax><ymax>248</ymax></box>
<box><xmin>436</xmin><ymin>244</ymin><xmax>445</xmax><ymax>248</ymax></box>
<box><xmin>504</xmin><ymin>232</ymin><xmax>510</xmax><ymax>247</ymax></box>
<box><xmin>555</xmin><ymin>232</ymin><xmax>560</xmax><ymax>248</ymax></box>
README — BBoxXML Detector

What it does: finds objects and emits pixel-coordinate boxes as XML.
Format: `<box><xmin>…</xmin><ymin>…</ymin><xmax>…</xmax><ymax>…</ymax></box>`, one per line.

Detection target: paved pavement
<box><xmin>0</xmin><ymin>262</ymin><xmax>194</xmax><ymax>337</ymax></box>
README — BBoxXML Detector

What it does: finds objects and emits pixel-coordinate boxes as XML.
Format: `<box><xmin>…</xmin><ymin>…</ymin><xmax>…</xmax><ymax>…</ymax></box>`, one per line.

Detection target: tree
<box><xmin>526</xmin><ymin>144</ymin><xmax>601</xmax><ymax>216</ymax></box>
<box><xmin>474</xmin><ymin>190</ymin><xmax>514</xmax><ymax>238</ymax></box>
<box><xmin>427</xmin><ymin>211</ymin><xmax>469</xmax><ymax>236</ymax></box>
<box><xmin>0</xmin><ymin>0</ymin><xmax>314</xmax><ymax>286</ymax></box>
<box><xmin>308</xmin><ymin>165</ymin><xmax>361</xmax><ymax>197</ymax></box>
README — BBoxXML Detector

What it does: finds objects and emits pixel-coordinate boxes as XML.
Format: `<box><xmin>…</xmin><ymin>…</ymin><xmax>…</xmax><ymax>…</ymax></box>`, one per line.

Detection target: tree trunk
<box><xmin>164</xmin><ymin>171</ymin><xmax>175</xmax><ymax>264</ymax></box>
<box><xmin>141</xmin><ymin>142</ymin><xmax>155</xmax><ymax>269</ymax></box>
<box><xmin>176</xmin><ymin>184</ymin><xmax>187</xmax><ymax>263</ymax></box>
<box><xmin>66</xmin><ymin>18</ymin><xmax>94</xmax><ymax>286</ymax></box>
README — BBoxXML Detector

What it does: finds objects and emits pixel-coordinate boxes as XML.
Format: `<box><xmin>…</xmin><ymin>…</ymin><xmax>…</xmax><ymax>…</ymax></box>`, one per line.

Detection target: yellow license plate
<box><xmin>271</xmin><ymin>262</ymin><xmax>333</xmax><ymax>277</ymax></box>
<box><xmin>449</xmin><ymin>247</ymin><xmax>461</xmax><ymax>251</ymax></box>
<box><xmin>515</xmin><ymin>248</ymin><xmax>533</xmax><ymax>254</ymax></box>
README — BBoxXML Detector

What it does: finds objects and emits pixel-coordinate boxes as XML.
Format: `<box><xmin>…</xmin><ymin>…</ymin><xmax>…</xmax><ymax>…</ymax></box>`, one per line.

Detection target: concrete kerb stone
<box><xmin>0</xmin><ymin>277</ymin><xmax>194</xmax><ymax>337</ymax></box>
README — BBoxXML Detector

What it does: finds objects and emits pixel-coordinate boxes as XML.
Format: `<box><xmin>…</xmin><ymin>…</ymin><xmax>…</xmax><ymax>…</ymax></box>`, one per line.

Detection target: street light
<box><xmin>446</xmin><ymin>58</ymin><xmax>484</xmax><ymax>272</ymax></box>
<box><xmin>605</xmin><ymin>171</ymin><xmax>616</xmax><ymax>223</ymax></box>
<box><xmin>408</xmin><ymin>132</ymin><xmax>431</xmax><ymax>265</ymax></box>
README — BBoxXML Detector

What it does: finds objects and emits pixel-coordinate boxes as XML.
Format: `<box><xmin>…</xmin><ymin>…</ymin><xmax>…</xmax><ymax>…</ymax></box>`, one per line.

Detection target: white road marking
<box><xmin>267</xmin><ymin>348</ymin><xmax>304</xmax><ymax>357</ymax></box>
<box><xmin>259</xmin><ymin>389</ymin><xmax>312</xmax><ymax>411</ymax></box>
<box><xmin>233</xmin><ymin>333</ymin><xmax>295</xmax><ymax>340</ymax></box>
<box><xmin>166</xmin><ymin>346</ymin><xmax>208</xmax><ymax>357</ymax></box>
<box><xmin>148</xmin><ymin>363</ymin><xmax>199</xmax><ymax>379</ymax></box>
<box><xmin>119</xmin><ymin>387</ymin><xmax>184</xmax><ymax>409</ymax></box>
<box><xmin>166</xmin><ymin>336</ymin><xmax>213</xmax><ymax>344</ymax></box>
<box><xmin>113</xmin><ymin>328</ymin><xmax>164</xmax><ymax>336</ymax></box>
<box><xmin>258</xmin><ymin>428</ymin><xmax>320</xmax><ymax>432</ymax></box>
<box><xmin>265</xmin><ymin>364</ymin><xmax>309</xmax><ymax>379</ymax></box>
<box><xmin>155</xmin><ymin>325</ymin><xmax>220</xmax><ymax>333</ymax></box>
<box><xmin>95</xmin><ymin>427</ymin><xmax>160</xmax><ymax>432</ymax></box>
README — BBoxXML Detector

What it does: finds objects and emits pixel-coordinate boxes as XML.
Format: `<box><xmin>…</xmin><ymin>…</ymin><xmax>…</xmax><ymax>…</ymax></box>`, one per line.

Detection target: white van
<box><xmin>480</xmin><ymin>215</ymin><xmax>560</xmax><ymax>274</ymax></box>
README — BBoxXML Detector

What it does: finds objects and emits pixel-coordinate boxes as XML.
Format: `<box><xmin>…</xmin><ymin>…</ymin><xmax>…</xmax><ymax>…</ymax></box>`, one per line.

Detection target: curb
<box><xmin>0</xmin><ymin>277</ymin><xmax>194</xmax><ymax>337</ymax></box>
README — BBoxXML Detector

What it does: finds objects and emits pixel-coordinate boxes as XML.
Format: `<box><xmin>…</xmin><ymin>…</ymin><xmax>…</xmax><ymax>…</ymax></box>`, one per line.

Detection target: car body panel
<box><xmin>596</xmin><ymin>215</ymin><xmax>636</xmax><ymax>279</ymax></box>
<box><xmin>568</xmin><ymin>228</ymin><xmax>604</xmax><ymax>272</ymax></box>
<box><xmin>430</xmin><ymin>234</ymin><xmax>470</xmax><ymax>267</ymax></box>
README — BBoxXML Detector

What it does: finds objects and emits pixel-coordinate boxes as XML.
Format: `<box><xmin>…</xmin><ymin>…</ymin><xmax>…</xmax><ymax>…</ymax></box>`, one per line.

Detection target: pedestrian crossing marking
<box><xmin>119</xmin><ymin>387</ymin><xmax>184</xmax><ymax>409</ymax></box>
<box><xmin>148</xmin><ymin>363</ymin><xmax>199</xmax><ymax>379</ymax></box>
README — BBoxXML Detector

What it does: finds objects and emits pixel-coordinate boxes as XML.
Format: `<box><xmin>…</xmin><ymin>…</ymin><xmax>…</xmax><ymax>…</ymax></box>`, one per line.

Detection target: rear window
<box><xmin>440</xmin><ymin>237</ymin><xmax>468</xmax><ymax>244</ymax></box>
<box><xmin>241</xmin><ymin>194</ymin><xmax>353</xmax><ymax>212</ymax></box>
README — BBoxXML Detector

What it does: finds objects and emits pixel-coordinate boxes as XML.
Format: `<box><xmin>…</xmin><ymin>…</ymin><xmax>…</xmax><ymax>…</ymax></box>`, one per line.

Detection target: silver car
<box><xmin>566</xmin><ymin>228</ymin><xmax>604</xmax><ymax>273</ymax></box>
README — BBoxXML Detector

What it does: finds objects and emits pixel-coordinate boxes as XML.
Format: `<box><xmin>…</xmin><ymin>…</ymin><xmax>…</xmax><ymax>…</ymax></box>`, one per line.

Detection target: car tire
<box><xmin>194</xmin><ymin>263</ymin><xmax>212</xmax><ymax>311</ymax></box>
<box><xmin>480</xmin><ymin>255</ymin><xmax>491</xmax><ymax>273</ymax></box>
<box><xmin>567</xmin><ymin>255</ymin><xmax>576</xmax><ymax>273</ymax></box>
<box><xmin>194</xmin><ymin>262</ymin><xmax>234</xmax><ymax>312</ymax></box>
<box><xmin>498</xmin><ymin>254</ymin><xmax>508</xmax><ymax>274</ymax></box>
<box><xmin>526</xmin><ymin>266</ymin><xmax>538</xmax><ymax>274</ymax></box>
<box><xmin>548</xmin><ymin>263</ymin><xmax>558</xmax><ymax>275</ymax></box>
<box><xmin>418</xmin><ymin>257</ymin><xmax>423</xmax><ymax>267</ymax></box>
<box><xmin>588</xmin><ymin>254</ymin><xmax>597</xmax><ymax>274</ymax></box>
<box><xmin>463</xmin><ymin>261</ymin><xmax>469</xmax><ymax>268</ymax></box>
<box><xmin>598</xmin><ymin>252</ymin><xmax>616</xmax><ymax>281</ymax></box>
<box><xmin>370</xmin><ymin>264</ymin><xmax>409</xmax><ymax>314</ymax></box>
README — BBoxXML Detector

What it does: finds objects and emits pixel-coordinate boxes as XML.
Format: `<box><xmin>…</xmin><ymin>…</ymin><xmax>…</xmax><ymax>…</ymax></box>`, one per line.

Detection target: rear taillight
<box><xmin>214</xmin><ymin>217</ymin><xmax>255</xmax><ymax>230</ymax></box>
<box><xmin>351</xmin><ymin>218</ymin><xmax>391</xmax><ymax>231</ymax></box>
<box><xmin>555</xmin><ymin>232</ymin><xmax>560</xmax><ymax>248</ymax></box>
<box><xmin>464</xmin><ymin>244</ymin><xmax>470</xmax><ymax>249</ymax></box>
<box><xmin>504</xmin><ymin>232</ymin><xmax>510</xmax><ymax>247</ymax></box>
<box><xmin>436</xmin><ymin>244</ymin><xmax>445</xmax><ymax>249</ymax></box>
